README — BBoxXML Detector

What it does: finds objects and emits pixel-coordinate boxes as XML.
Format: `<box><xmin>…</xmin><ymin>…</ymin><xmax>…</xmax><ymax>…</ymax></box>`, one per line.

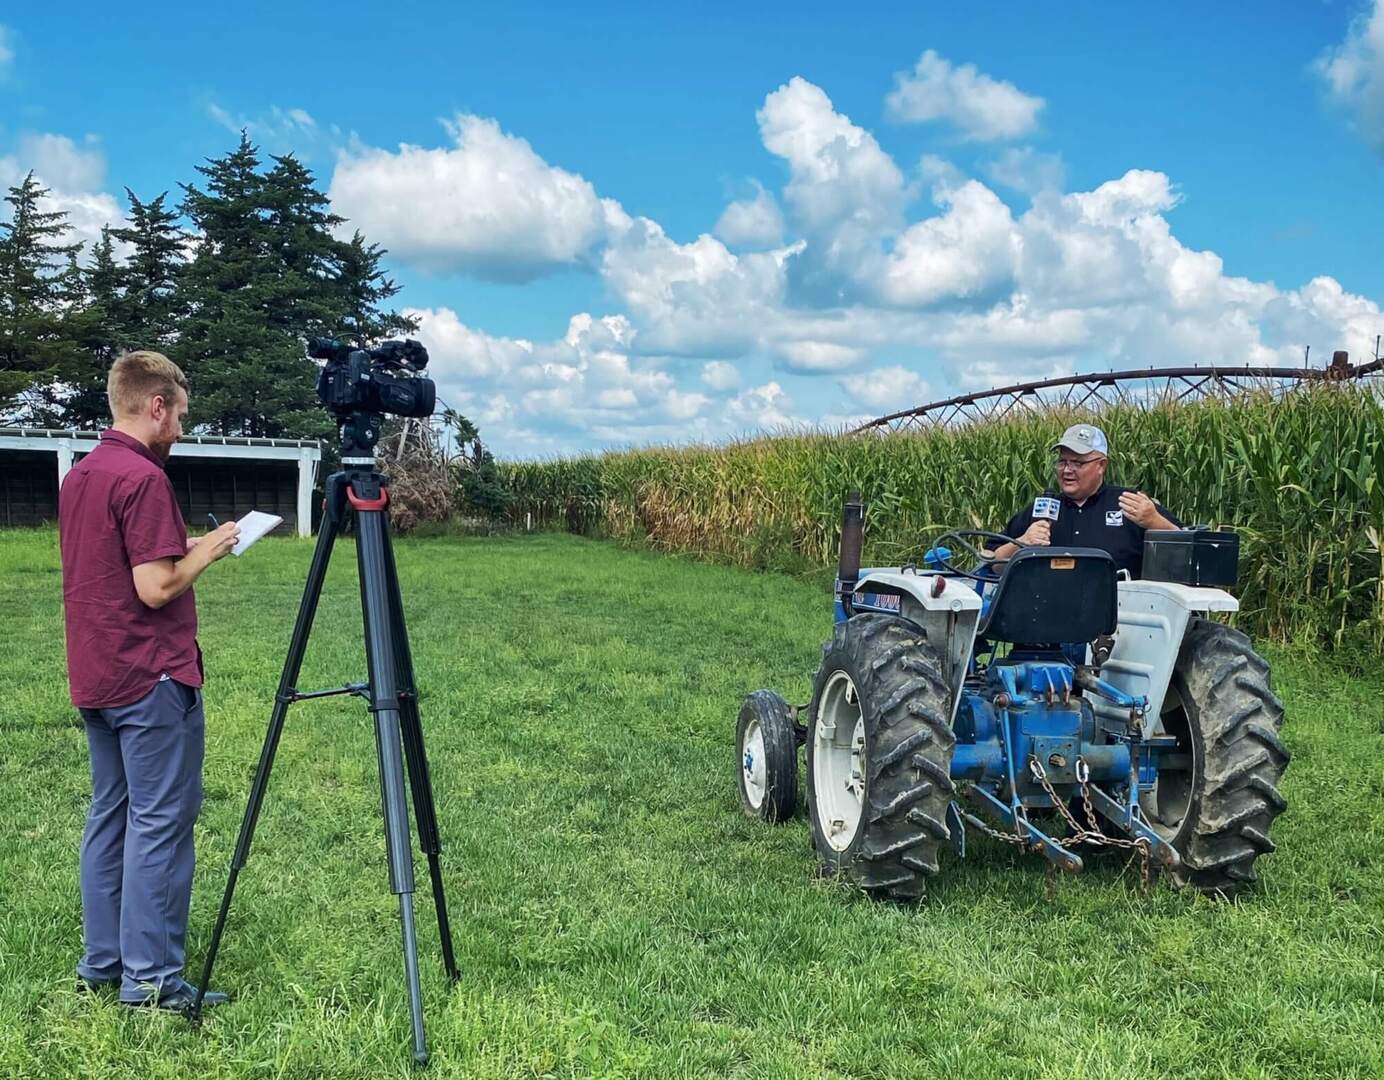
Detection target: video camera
<box><xmin>308</xmin><ymin>337</ymin><xmax>436</xmax><ymax>420</ymax></box>
<box><xmin>308</xmin><ymin>337</ymin><xmax>437</xmax><ymax>460</ymax></box>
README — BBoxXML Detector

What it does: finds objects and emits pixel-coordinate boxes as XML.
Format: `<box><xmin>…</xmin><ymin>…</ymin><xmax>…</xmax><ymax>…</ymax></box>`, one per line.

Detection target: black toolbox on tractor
<box><xmin>1142</xmin><ymin>529</ymin><xmax>1239</xmax><ymax>586</ymax></box>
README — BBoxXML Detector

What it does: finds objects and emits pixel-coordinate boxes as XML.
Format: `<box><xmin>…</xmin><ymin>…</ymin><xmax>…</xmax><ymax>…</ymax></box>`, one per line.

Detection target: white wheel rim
<box><xmin>742</xmin><ymin>719</ymin><xmax>767</xmax><ymax>809</ymax></box>
<box><xmin>814</xmin><ymin>670</ymin><xmax>866</xmax><ymax>852</ymax></box>
<box><xmin>1142</xmin><ymin>682</ymin><xmax>1198</xmax><ymax>840</ymax></box>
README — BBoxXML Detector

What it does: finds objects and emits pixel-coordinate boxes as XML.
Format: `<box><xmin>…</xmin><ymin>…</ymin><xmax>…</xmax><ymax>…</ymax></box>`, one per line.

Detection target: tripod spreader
<box><xmin>277</xmin><ymin>682</ymin><xmax>370</xmax><ymax>704</ymax></box>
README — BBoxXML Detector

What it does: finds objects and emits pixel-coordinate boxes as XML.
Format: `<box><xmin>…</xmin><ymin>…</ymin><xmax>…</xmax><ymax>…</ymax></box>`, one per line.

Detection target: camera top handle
<box><xmin>307</xmin><ymin>337</ymin><xmax>430</xmax><ymax>372</ymax></box>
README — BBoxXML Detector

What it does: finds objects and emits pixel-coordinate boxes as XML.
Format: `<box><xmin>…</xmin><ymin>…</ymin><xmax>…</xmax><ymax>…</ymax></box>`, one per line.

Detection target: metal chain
<box><xmin>958</xmin><ymin>759</ymin><xmax>1156</xmax><ymax>895</ymax></box>
<box><xmin>1074</xmin><ymin>759</ymin><xmax>1154</xmax><ymax>894</ymax></box>
<box><xmin>955</xmin><ymin>782</ymin><xmax>1034</xmax><ymax>850</ymax></box>
<box><xmin>1029</xmin><ymin>758</ymin><xmax>1088</xmax><ymax>837</ymax></box>
<box><xmin>1027</xmin><ymin>756</ymin><xmax>1154</xmax><ymax>895</ymax></box>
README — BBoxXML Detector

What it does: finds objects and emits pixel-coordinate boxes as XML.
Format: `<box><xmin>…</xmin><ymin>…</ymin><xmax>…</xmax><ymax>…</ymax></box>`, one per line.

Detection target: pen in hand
<box><xmin>207</xmin><ymin>513</ymin><xmax>220</xmax><ymax>530</ymax></box>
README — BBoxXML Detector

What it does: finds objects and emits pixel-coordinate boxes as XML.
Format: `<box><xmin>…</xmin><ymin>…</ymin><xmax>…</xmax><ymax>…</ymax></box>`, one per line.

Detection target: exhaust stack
<box><xmin>838</xmin><ymin>491</ymin><xmax>864</xmax><ymax>594</ymax></box>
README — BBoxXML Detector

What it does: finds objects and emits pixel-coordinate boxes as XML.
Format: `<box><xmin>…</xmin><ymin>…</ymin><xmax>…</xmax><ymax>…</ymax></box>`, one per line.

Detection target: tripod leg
<box><xmin>355</xmin><ymin>507</ymin><xmax>428</xmax><ymax>1066</ymax></box>
<box><xmin>381</xmin><ymin>521</ymin><xmax>461</xmax><ymax>983</ymax></box>
<box><xmin>189</xmin><ymin>492</ymin><xmax>341</xmax><ymax>1022</ymax></box>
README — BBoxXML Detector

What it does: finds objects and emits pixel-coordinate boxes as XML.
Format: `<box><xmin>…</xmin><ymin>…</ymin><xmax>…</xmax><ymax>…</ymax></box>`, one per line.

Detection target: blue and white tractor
<box><xmin>735</xmin><ymin>496</ymin><xmax>1288</xmax><ymax>899</ymax></box>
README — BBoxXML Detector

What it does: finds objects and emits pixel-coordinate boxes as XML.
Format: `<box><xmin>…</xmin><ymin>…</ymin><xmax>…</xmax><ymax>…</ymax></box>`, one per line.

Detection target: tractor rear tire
<box><xmin>1149</xmin><ymin>618</ymin><xmax>1289</xmax><ymax>898</ymax></box>
<box><xmin>806</xmin><ymin>614</ymin><xmax>955</xmax><ymax>902</ymax></box>
<box><xmin>737</xmin><ymin>690</ymin><xmax>799</xmax><ymax>822</ymax></box>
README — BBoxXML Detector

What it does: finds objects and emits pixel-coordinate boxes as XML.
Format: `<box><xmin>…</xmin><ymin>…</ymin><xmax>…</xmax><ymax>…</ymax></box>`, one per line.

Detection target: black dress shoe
<box><xmin>122</xmin><ymin>981</ymin><xmax>229</xmax><ymax>1011</ymax></box>
<box><xmin>76</xmin><ymin>976</ymin><xmax>119</xmax><ymax>994</ymax></box>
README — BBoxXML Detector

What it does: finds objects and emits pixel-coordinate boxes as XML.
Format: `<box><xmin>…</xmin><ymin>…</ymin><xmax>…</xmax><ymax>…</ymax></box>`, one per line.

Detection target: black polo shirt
<box><xmin>997</xmin><ymin>485</ymin><xmax>1182</xmax><ymax>578</ymax></box>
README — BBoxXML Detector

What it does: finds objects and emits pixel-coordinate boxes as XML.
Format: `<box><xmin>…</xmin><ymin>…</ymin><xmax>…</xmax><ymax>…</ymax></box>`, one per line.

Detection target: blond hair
<box><xmin>107</xmin><ymin>351</ymin><xmax>189</xmax><ymax>418</ymax></box>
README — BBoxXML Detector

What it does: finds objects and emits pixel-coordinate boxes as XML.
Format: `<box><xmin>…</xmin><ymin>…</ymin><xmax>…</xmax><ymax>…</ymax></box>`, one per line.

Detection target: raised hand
<box><xmin>1118</xmin><ymin>491</ymin><xmax>1159</xmax><ymax>527</ymax></box>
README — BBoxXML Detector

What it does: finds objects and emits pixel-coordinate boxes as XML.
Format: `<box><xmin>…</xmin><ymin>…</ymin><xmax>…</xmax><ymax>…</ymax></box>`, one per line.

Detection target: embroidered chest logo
<box><xmin>1105</xmin><ymin>510</ymin><xmax>1124</xmax><ymax>526</ymax></box>
<box><xmin>1033</xmin><ymin>496</ymin><xmax>1061</xmax><ymax>521</ymax></box>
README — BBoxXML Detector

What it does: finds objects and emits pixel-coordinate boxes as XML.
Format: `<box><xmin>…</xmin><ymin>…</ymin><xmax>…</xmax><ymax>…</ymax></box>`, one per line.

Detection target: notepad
<box><xmin>231</xmin><ymin>510</ymin><xmax>284</xmax><ymax>556</ymax></box>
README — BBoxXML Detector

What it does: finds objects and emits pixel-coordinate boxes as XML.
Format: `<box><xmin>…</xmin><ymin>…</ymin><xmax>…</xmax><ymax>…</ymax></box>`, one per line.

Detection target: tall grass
<box><xmin>501</xmin><ymin>384</ymin><xmax>1384</xmax><ymax>652</ymax></box>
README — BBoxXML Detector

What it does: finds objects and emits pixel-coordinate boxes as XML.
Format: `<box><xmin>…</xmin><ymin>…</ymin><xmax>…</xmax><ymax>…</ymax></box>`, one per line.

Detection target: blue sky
<box><xmin>2</xmin><ymin>2</ymin><xmax>1382</xmax><ymax>457</ymax></box>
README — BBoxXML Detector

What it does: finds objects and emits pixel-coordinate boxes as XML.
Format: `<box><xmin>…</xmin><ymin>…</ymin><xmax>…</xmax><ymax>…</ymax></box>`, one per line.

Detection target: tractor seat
<box><xmin>976</xmin><ymin>547</ymin><xmax>1117</xmax><ymax>647</ymax></box>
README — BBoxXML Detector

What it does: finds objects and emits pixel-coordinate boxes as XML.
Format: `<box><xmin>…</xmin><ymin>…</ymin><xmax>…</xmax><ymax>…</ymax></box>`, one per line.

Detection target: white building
<box><xmin>0</xmin><ymin>427</ymin><xmax>321</xmax><ymax>535</ymax></box>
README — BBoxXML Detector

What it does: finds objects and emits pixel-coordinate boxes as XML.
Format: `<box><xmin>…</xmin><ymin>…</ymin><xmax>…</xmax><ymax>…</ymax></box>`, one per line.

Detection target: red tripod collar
<box><xmin>347</xmin><ymin>486</ymin><xmax>389</xmax><ymax>511</ymax></box>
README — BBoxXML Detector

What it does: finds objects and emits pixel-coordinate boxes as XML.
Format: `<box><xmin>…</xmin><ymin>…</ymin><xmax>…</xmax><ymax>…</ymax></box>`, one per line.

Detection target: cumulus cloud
<box><xmin>1313</xmin><ymin>0</ymin><xmax>1384</xmax><ymax>154</ymax></box>
<box><xmin>759</xmin><ymin>77</ymin><xmax>905</xmax><ymax>221</ymax></box>
<box><xmin>886</xmin><ymin>50</ymin><xmax>1045</xmax><ymax>141</ymax></box>
<box><xmin>596</xmin><ymin>129</ymin><xmax>1379</xmax><ymax>430</ymax></box>
<box><xmin>758</xmin><ymin>77</ymin><xmax>906</xmax><ymax>298</ymax></box>
<box><xmin>403</xmin><ymin>303</ymin><xmax>821</xmax><ymax>451</ymax></box>
<box><xmin>329</xmin><ymin>114</ymin><xmax>608</xmax><ymax>281</ymax></box>
<box><xmin>714</xmin><ymin>182</ymin><xmax>784</xmax><ymax>248</ymax></box>
<box><xmin>881</xmin><ymin>178</ymin><xmax>1020</xmax><ymax>307</ymax></box>
<box><xmin>777</xmin><ymin>340</ymin><xmax>866</xmax><ymax>373</ymax></box>
<box><xmin>0</xmin><ymin>133</ymin><xmax>124</xmax><ymax>253</ymax></box>
<box><xmin>1015</xmin><ymin>170</ymin><xmax>1187</xmax><ymax>309</ymax></box>
<box><xmin>600</xmin><ymin>209</ymin><xmax>799</xmax><ymax>355</ymax></box>
<box><xmin>13</xmin><ymin>132</ymin><xmax>107</xmax><ymax>191</ymax></box>
<box><xmin>407</xmin><ymin>307</ymin><xmax>727</xmax><ymax>455</ymax></box>
<box><xmin>985</xmin><ymin>146</ymin><xmax>1067</xmax><ymax>195</ymax></box>
<box><xmin>1263</xmin><ymin>275</ymin><xmax>1383</xmax><ymax>363</ymax></box>
<box><xmin>726</xmin><ymin>381</ymin><xmax>797</xmax><ymax>431</ymax></box>
<box><xmin>839</xmin><ymin>365</ymin><xmax>931</xmax><ymax>410</ymax></box>
<box><xmin>701</xmin><ymin>360</ymin><xmax>740</xmax><ymax>390</ymax></box>
<box><xmin>408</xmin><ymin>305</ymin><xmax>535</xmax><ymax>379</ymax></box>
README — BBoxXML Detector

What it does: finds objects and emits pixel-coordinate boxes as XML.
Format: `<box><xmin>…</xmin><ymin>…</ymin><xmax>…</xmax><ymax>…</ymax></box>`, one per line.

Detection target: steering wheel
<box><xmin>929</xmin><ymin>529</ymin><xmax>1019</xmax><ymax>581</ymax></box>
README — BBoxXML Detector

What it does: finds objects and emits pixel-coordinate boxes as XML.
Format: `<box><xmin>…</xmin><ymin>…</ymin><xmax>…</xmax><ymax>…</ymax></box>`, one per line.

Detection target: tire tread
<box><xmin>1169</xmin><ymin>618</ymin><xmax>1288</xmax><ymax>898</ymax></box>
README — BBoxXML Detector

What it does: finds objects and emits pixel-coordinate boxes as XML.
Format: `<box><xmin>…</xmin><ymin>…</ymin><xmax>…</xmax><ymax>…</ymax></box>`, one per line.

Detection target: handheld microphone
<box><xmin>1032</xmin><ymin>490</ymin><xmax>1060</xmax><ymax>523</ymax></box>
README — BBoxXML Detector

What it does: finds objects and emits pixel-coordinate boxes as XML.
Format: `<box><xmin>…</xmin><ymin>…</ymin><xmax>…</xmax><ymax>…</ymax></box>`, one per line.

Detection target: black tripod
<box><xmin>188</xmin><ymin>462</ymin><xmax>459</xmax><ymax>1066</ymax></box>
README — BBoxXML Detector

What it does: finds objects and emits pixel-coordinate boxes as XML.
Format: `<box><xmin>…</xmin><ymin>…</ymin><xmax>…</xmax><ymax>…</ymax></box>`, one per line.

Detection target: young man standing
<box><xmin>59</xmin><ymin>351</ymin><xmax>240</xmax><ymax>1009</ymax></box>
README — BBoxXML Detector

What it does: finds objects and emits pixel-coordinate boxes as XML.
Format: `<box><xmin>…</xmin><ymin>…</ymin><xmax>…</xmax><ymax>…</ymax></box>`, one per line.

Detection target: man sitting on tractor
<box><xmin>988</xmin><ymin>423</ymin><xmax>1182</xmax><ymax>578</ymax></box>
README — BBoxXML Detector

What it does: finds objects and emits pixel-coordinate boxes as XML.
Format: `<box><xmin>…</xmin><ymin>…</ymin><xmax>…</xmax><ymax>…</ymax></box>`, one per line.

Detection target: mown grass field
<box><xmin>1</xmin><ymin>529</ymin><xmax>1382</xmax><ymax>1079</ymax></box>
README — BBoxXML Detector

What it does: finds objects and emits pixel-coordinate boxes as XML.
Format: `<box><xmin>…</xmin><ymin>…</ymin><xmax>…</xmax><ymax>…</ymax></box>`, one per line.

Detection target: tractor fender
<box><xmin>1095</xmin><ymin>580</ymin><xmax>1240</xmax><ymax>732</ymax></box>
<box><xmin>851</xmin><ymin>570</ymin><xmax>981</xmax><ymax>723</ymax></box>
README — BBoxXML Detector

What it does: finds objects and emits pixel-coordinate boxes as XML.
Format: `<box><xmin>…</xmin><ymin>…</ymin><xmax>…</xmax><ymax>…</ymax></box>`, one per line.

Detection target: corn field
<box><xmin>501</xmin><ymin>384</ymin><xmax>1384</xmax><ymax>652</ymax></box>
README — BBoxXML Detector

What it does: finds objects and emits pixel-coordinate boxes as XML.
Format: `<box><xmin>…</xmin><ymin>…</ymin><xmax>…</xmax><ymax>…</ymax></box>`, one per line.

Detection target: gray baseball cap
<box><xmin>1053</xmin><ymin>423</ymin><xmax>1109</xmax><ymax>456</ymax></box>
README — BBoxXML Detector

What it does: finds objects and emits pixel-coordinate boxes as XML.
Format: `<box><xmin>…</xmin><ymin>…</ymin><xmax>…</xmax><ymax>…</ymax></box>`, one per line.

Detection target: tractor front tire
<box><xmin>737</xmin><ymin>690</ymin><xmax>799</xmax><ymax>822</ymax></box>
<box><xmin>1149</xmin><ymin>618</ymin><xmax>1289</xmax><ymax>898</ymax></box>
<box><xmin>806</xmin><ymin>614</ymin><xmax>956</xmax><ymax>902</ymax></box>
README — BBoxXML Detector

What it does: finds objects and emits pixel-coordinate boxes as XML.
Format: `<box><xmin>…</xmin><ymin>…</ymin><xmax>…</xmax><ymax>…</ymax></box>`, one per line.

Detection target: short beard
<box><xmin>150</xmin><ymin>427</ymin><xmax>177</xmax><ymax>462</ymax></box>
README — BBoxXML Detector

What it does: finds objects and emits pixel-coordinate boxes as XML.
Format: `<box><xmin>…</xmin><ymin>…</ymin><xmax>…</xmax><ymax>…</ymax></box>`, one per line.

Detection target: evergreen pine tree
<box><xmin>176</xmin><ymin>136</ymin><xmax>323</xmax><ymax>437</ymax></box>
<box><xmin>460</xmin><ymin>443</ymin><xmax>512</xmax><ymax>519</ymax></box>
<box><xmin>334</xmin><ymin>231</ymin><xmax>417</xmax><ymax>345</ymax></box>
<box><xmin>108</xmin><ymin>189</ymin><xmax>187</xmax><ymax>349</ymax></box>
<box><xmin>56</xmin><ymin>228</ymin><xmax>124</xmax><ymax>427</ymax></box>
<box><xmin>175</xmin><ymin>137</ymin><xmax>416</xmax><ymax>439</ymax></box>
<box><xmin>261</xmin><ymin>153</ymin><xmax>343</xmax><ymax>339</ymax></box>
<box><xmin>0</xmin><ymin>173</ymin><xmax>86</xmax><ymax>422</ymax></box>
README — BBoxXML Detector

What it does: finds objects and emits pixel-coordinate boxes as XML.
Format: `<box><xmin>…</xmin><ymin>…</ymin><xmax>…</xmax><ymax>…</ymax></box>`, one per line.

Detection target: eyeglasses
<box><xmin>1056</xmin><ymin>456</ymin><xmax>1104</xmax><ymax>473</ymax></box>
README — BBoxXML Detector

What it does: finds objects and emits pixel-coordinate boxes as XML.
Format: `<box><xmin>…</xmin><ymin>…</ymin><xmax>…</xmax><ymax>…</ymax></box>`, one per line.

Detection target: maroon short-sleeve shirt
<box><xmin>59</xmin><ymin>429</ymin><xmax>202</xmax><ymax>708</ymax></box>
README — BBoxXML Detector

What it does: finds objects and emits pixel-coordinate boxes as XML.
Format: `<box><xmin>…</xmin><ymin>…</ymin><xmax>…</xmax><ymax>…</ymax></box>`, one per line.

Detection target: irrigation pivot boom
<box><xmin>852</xmin><ymin>348</ymin><xmax>1383</xmax><ymax>434</ymax></box>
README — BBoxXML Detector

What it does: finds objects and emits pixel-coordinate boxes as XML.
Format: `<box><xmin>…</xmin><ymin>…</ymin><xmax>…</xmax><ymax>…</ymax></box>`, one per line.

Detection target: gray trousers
<box><xmin>77</xmin><ymin>677</ymin><xmax>205</xmax><ymax>1001</ymax></box>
